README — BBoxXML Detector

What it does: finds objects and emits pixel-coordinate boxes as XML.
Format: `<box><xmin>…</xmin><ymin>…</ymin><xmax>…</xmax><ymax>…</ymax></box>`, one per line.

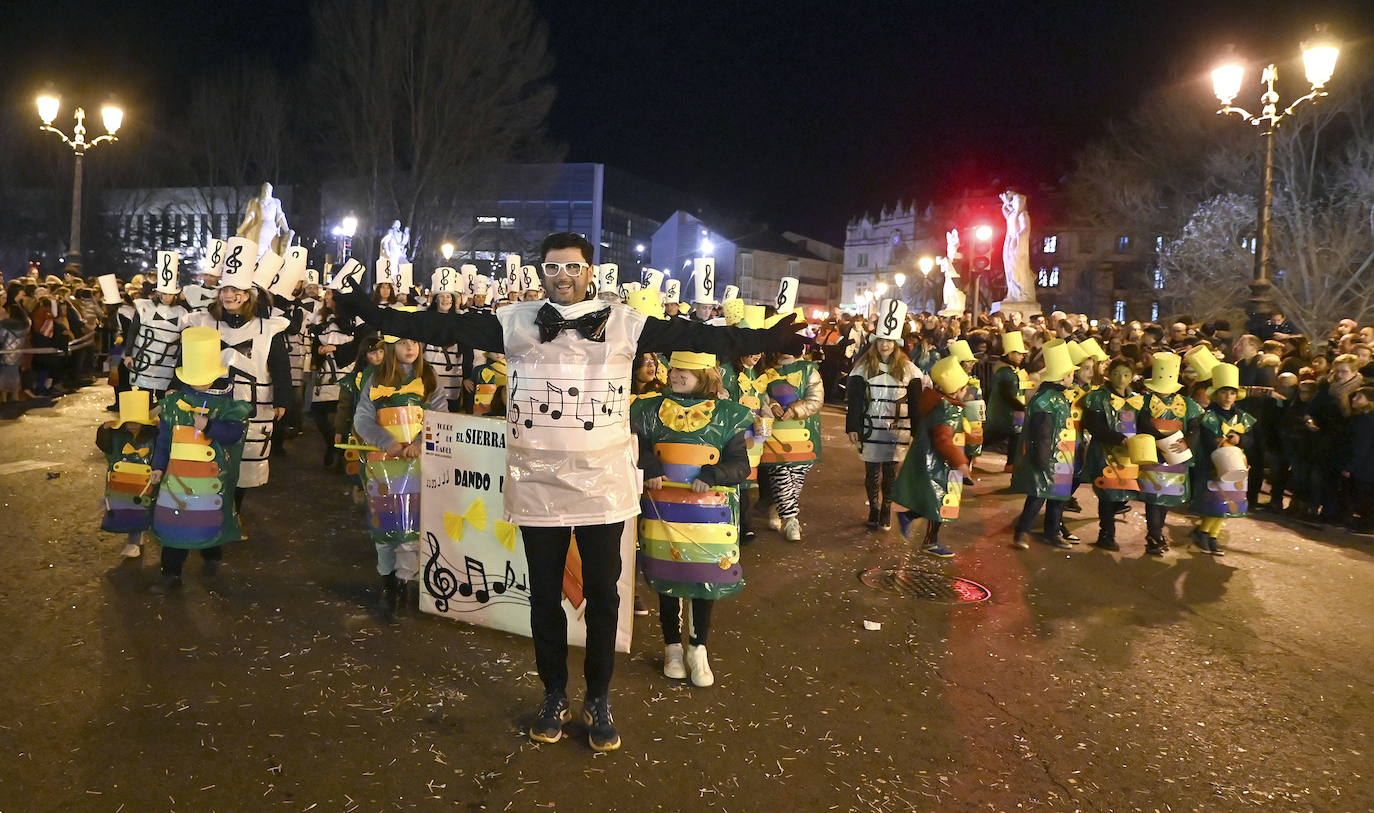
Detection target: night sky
<box><xmin>7</xmin><ymin>0</ymin><xmax>1374</xmax><ymax>243</ymax></box>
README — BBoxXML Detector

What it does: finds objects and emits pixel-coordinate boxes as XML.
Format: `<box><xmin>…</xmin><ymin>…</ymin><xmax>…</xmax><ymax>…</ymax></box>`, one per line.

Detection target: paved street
<box><xmin>1</xmin><ymin>386</ymin><xmax>1371</xmax><ymax>812</ymax></box>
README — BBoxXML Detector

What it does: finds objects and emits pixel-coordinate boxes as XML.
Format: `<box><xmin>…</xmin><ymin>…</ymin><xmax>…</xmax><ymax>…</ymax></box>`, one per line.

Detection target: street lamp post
<box><xmin>36</xmin><ymin>93</ymin><xmax>124</xmax><ymax>263</ymax></box>
<box><xmin>1212</xmin><ymin>26</ymin><xmax>1339</xmax><ymax>332</ymax></box>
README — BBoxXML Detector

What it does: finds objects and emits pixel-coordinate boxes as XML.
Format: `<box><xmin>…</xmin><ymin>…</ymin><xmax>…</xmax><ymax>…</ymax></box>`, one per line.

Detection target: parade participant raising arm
<box><xmin>335</xmin><ymin>232</ymin><xmax>803</xmax><ymax>754</ymax></box>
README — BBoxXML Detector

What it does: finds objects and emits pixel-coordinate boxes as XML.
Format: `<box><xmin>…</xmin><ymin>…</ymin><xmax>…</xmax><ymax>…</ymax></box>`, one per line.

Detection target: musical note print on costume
<box><xmin>509</xmin><ymin>374</ymin><xmax>627</xmax><ymax>435</ymax></box>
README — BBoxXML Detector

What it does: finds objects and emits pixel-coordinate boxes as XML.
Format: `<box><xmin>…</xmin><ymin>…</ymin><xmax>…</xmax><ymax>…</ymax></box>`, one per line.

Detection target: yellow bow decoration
<box><xmin>1111</xmin><ymin>393</ymin><xmax>1144</xmax><ymax>411</ymax></box>
<box><xmin>370</xmin><ymin>378</ymin><xmax>427</xmax><ymax>400</ymax></box>
<box><xmin>121</xmin><ymin>443</ymin><xmax>151</xmax><ymax>457</ymax></box>
<box><xmin>442</xmin><ymin>498</ymin><xmax>489</xmax><ymax>543</ymax></box>
<box><xmin>495</xmin><ymin>520</ymin><xmax>520</xmax><ymax>552</ymax></box>
<box><xmin>175</xmin><ymin>398</ymin><xmax>209</xmax><ymax>415</ymax></box>
<box><xmin>1220</xmin><ymin>419</ymin><xmax>1249</xmax><ymax>437</ymax></box>
<box><xmin>480</xmin><ymin>363</ymin><xmax>508</xmax><ymax>387</ymax></box>
<box><xmin>658</xmin><ymin>397</ymin><xmax>716</xmax><ymax>433</ymax></box>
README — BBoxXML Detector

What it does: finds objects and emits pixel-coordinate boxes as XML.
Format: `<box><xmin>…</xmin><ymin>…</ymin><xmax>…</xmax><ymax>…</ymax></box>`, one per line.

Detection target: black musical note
<box><xmin>457</xmin><ymin>555</ymin><xmax>491</xmax><ymax>603</ymax></box>
<box><xmin>538</xmin><ymin>383</ymin><xmax>566</xmax><ymax>420</ymax></box>
<box><xmin>776</xmin><ymin>279</ymin><xmax>790</xmax><ymax>309</ymax></box>
<box><xmin>500</xmin><ymin>561</ymin><xmax>527</xmax><ymax>592</ymax></box>
<box><xmin>423</xmin><ymin>532</ymin><xmax>459</xmax><ymax>612</ymax></box>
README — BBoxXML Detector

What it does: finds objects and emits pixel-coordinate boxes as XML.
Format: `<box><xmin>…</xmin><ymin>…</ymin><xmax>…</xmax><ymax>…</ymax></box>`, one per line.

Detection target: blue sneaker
<box><xmin>897</xmin><ymin>511</ymin><xmax>917</xmax><ymax>541</ymax></box>
<box><xmin>922</xmin><ymin>542</ymin><xmax>954</xmax><ymax>558</ymax></box>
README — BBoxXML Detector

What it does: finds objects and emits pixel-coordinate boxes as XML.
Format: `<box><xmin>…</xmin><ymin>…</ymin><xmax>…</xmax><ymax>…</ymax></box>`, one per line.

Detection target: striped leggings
<box><xmin>765</xmin><ymin>464</ymin><xmax>812</xmax><ymax>520</ymax></box>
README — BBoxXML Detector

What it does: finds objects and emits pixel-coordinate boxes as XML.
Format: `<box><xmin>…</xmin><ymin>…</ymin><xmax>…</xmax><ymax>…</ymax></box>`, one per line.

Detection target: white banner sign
<box><xmin>419</xmin><ymin>411</ymin><xmax>634</xmax><ymax>653</ymax></box>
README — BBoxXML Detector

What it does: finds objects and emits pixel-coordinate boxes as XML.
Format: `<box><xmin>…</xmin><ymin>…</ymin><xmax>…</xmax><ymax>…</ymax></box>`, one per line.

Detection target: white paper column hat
<box><xmin>272</xmin><ymin>246</ymin><xmax>309</xmax><ymax>297</ymax></box>
<box><xmin>598</xmin><ymin>263</ymin><xmax>619</xmax><ymax>292</ymax></box>
<box><xmin>873</xmin><ymin>298</ymin><xmax>908</xmax><ymax>341</ymax></box>
<box><xmin>775</xmin><ymin>275</ymin><xmax>799</xmax><ymax>313</ymax></box>
<box><xmin>519</xmin><ymin>264</ymin><xmax>541</xmax><ymax>292</ymax></box>
<box><xmin>722</xmin><ymin>284</ymin><xmax>739</xmax><ymax>302</ymax></box>
<box><xmin>217</xmin><ymin>236</ymin><xmax>258</xmax><ymax>290</ymax></box>
<box><xmin>692</xmin><ymin>257</ymin><xmax>717</xmax><ymax>304</ymax></box>
<box><xmin>307</xmin><ymin>268</ymin><xmax>321</xmax><ymax>287</ymax></box>
<box><xmin>505</xmin><ymin>254</ymin><xmax>521</xmax><ymax>288</ymax></box>
<box><xmin>375</xmin><ymin>257</ymin><xmax>396</xmax><ymax>285</ymax></box>
<box><xmin>459</xmin><ymin>264</ymin><xmax>478</xmax><ymax>294</ymax></box>
<box><xmin>664</xmin><ymin>279</ymin><xmax>681</xmax><ymax>304</ymax></box>
<box><xmin>97</xmin><ymin>274</ymin><xmax>121</xmax><ymax>304</ymax></box>
<box><xmin>643</xmin><ymin>268</ymin><xmax>664</xmax><ymax>292</ymax></box>
<box><xmin>205</xmin><ymin>239</ymin><xmax>226</xmax><ymax>276</ymax></box>
<box><xmin>619</xmin><ymin>282</ymin><xmax>641</xmax><ymax>300</ymax></box>
<box><xmin>494</xmin><ymin>279</ymin><xmax>510</xmax><ymax>300</ymax></box>
<box><xmin>432</xmin><ymin>266</ymin><xmax>460</xmax><ymax>293</ymax></box>
<box><xmin>252</xmin><ymin>249</ymin><xmax>285</xmax><ymax>290</ymax></box>
<box><xmin>154</xmin><ymin>251</ymin><xmax>181</xmax><ymax>294</ymax></box>
<box><xmin>328</xmin><ymin>258</ymin><xmax>365</xmax><ymax>291</ymax></box>
<box><xmin>398</xmin><ymin>262</ymin><xmax>414</xmax><ymax>293</ymax></box>
<box><xmin>468</xmin><ymin>269</ymin><xmax>489</xmax><ymax>297</ymax></box>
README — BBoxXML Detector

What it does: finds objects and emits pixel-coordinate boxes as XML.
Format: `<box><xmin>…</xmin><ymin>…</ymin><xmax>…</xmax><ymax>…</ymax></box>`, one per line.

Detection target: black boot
<box><xmin>1065</xmin><ymin>496</ymin><xmax>1082</xmax><ymax>513</ymax></box>
<box><xmin>378</xmin><ymin>573</ymin><xmax>399</xmax><ymax>622</ymax></box>
<box><xmin>1145</xmin><ymin>535</ymin><xmax>1168</xmax><ymax>556</ymax></box>
<box><xmin>394</xmin><ymin>578</ymin><xmax>416</xmax><ymax>618</ymax></box>
<box><xmin>1094</xmin><ymin>530</ymin><xmax>1120</xmax><ymax>551</ymax></box>
<box><xmin>879</xmin><ymin>502</ymin><xmax>892</xmax><ymax>530</ymax></box>
<box><xmin>866</xmin><ymin>504</ymin><xmax>881</xmax><ymax>528</ymax></box>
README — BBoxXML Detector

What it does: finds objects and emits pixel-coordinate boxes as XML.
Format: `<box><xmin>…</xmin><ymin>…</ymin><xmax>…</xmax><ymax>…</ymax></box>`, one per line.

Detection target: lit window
<box><xmin>1153</xmin><ymin>268</ymin><xmax>1164</xmax><ymax>289</ymax></box>
<box><xmin>1151</xmin><ymin>302</ymin><xmax>1160</xmax><ymax>322</ymax></box>
<box><xmin>499</xmin><ymin>216</ymin><xmax>516</xmax><ymax>229</ymax></box>
<box><xmin>1154</xmin><ymin>235</ymin><xmax>1163</xmax><ymax>253</ymax></box>
<box><xmin>1042</xmin><ymin>235</ymin><xmax>1057</xmax><ymax>254</ymax></box>
<box><xmin>476</xmin><ymin>215</ymin><xmax>498</xmax><ymax>225</ymax></box>
<box><xmin>1116</xmin><ymin>236</ymin><xmax>1132</xmax><ymax>253</ymax></box>
<box><xmin>1037</xmin><ymin>267</ymin><xmax>1049</xmax><ymax>287</ymax></box>
<box><xmin>1050</xmin><ymin>267</ymin><xmax>1059</xmax><ymax>287</ymax></box>
<box><xmin>1114</xmin><ymin>300</ymin><xmax>1126</xmax><ymax>322</ymax></box>
<box><xmin>1246</xmin><ymin>237</ymin><xmax>1257</xmax><ymax>253</ymax></box>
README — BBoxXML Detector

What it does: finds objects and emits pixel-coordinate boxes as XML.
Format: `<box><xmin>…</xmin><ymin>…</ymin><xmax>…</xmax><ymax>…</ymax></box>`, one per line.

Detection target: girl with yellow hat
<box><xmin>890</xmin><ymin>356</ymin><xmax>974</xmax><ymax>558</ymax></box>
<box><xmin>1078</xmin><ymin>357</ymin><xmax>1145</xmax><ymax>551</ymax></box>
<box><xmin>1135</xmin><ymin>352</ymin><xmax>1204</xmax><ymax>556</ymax></box>
<box><xmin>1190</xmin><ymin>363</ymin><xmax>1258</xmax><ymax>555</ymax></box>
<box><xmin>1010</xmin><ymin>341</ymin><xmax>1080</xmax><ymax>550</ymax></box>
<box><xmin>95</xmin><ymin>389</ymin><xmax>161</xmax><ymax>559</ymax></box>
<box><xmin>758</xmin><ymin>347</ymin><xmax>824</xmax><ymax>542</ymax></box>
<box><xmin>721</xmin><ymin>340</ymin><xmax>770</xmax><ymax>543</ymax></box>
<box><xmin>985</xmin><ymin>330</ymin><xmax>1030</xmax><ymax>473</ymax></box>
<box><xmin>631</xmin><ymin>351</ymin><xmax>754</xmax><ymax>687</ymax></box>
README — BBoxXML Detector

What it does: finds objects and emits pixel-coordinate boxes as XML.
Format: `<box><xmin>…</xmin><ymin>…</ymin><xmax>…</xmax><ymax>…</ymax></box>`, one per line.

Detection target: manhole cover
<box><xmin>859</xmin><ymin>566</ymin><xmax>991</xmax><ymax>603</ymax></box>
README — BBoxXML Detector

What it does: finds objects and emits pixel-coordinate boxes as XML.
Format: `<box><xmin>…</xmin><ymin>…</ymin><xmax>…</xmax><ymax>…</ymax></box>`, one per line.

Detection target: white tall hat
<box><xmin>775</xmin><ymin>275</ymin><xmax>799</xmax><ymax>313</ymax></box>
<box><xmin>519</xmin><ymin>264</ymin><xmax>542</xmax><ymax>292</ymax></box>
<box><xmin>692</xmin><ymin>257</ymin><xmax>717</xmax><ymax>304</ymax></box>
<box><xmin>722</xmin><ymin>284</ymin><xmax>739</xmax><ymax>302</ymax></box>
<box><xmin>599</xmin><ymin>263</ymin><xmax>619</xmax><ymax>292</ymax></box>
<box><xmin>468</xmin><ymin>270</ymin><xmax>489</xmax><ymax>296</ymax></box>
<box><xmin>154</xmin><ymin>251</ymin><xmax>180</xmax><ymax>295</ymax></box>
<box><xmin>252</xmin><ymin>249</ymin><xmax>285</xmax><ymax>290</ymax></box>
<box><xmin>873</xmin><ymin>298</ymin><xmax>908</xmax><ymax>341</ymax></box>
<box><xmin>459</xmin><ymin>264</ymin><xmax>478</xmax><ymax>294</ymax></box>
<box><xmin>217</xmin><ymin>236</ymin><xmax>258</xmax><ymax>290</ymax></box>
<box><xmin>205</xmin><ymin>239</ymin><xmax>226</xmax><ymax>276</ymax></box>
<box><xmin>432</xmin><ymin>266</ymin><xmax>461</xmax><ymax>293</ymax></box>
<box><xmin>505</xmin><ymin>254</ymin><xmax>521</xmax><ymax>288</ymax></box>
<box><xmin>375</xmin><ymin>256</ymin><xmax>396</xmax><ymax>285</ymax></box>
<box><xmin>664</xmin><ymin>279</ymin><xmax>681</xmax><ymax>304</ymax></box>
<box><xmin>97</xmin><ymin>273</ymin><xmax>121</xmax><ymax>304</ymax></box>
<box><xmin>271</xmin><ymin>246</ymin><xmax>308</xmax><ymax>297</ymax></box>
<box><xmin>328</xmin><ymin>258</ymin><xmax>365</xmax><ymax>291</ymax></box>
<box><xmin>643</xmin><ymin>268</ymin><xmax>664</xmax><ymax>292</ymax></box>
<box><xmin>397</xmin><ymin>262</ymin><xmax>414</xmax><ymax>293</ymax></box>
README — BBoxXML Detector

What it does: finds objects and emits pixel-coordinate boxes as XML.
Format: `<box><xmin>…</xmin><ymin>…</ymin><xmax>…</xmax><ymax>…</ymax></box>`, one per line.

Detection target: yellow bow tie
<box><xmin>122</xmin><ymin>443</ymin><xmax>151</xmax><ymax>457</ymax></box>
<box><xmin>442</xmin><ymin>499</ymin><xmax>489</xmax><ymax>542</ymax></box>
<box><xmin>1111</xmin><ymin>393</ymin><xmax>1144</xmax><ymax>410</ymax></box>
<box><xmin>370</xmin><ymin>378</ymin><xmax>427</xmax><ymax>400</ymax></box>
<box><xmin>1220</xmin><ymin>419</ymin><xmax>1249</xmax><ymax>436</ymax></box>
<box><xmin>480</xmin><ymin>364</ymin><xmax>508</xmax><ymax>387</ymax></box>
<box><xmin>175</xmin><ymin>398</ymin><xmax>209</xmax><ymax>415</ymax></box>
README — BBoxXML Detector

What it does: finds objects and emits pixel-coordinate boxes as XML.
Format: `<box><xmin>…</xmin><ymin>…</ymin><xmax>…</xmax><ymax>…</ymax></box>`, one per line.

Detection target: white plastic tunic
<box><xmin>130</xmin><ymin>300</ymin><xmax>187</xmax><ymax>392</ymax></box>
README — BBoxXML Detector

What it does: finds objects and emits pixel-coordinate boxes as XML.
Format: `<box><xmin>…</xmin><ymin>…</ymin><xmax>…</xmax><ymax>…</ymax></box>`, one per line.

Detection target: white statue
<box><xmin>380</xmin><ymin>220</ymin><xmax>411</xmax><ymax>267</ymax></box>
<box><xmin>1000</xmin><ymin>191</ymin><xmax>1037</xmax><ymax>304</ymax></box>
<box><xmin>237</xmin><ymin>182</ymin><xmax>292</xmax><ymax>258</ymax></box>
<box><xmin>938</xmin><ymin>228</ymin><xmax>966</xmax><ymax>317</ymax></box>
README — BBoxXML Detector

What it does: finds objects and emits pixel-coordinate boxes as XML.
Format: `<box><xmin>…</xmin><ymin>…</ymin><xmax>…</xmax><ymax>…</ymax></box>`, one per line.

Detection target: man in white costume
<box><xmin>340</xmin><ymin>232</ymin><xmax>801</xmax><ymax>754</ymax></box>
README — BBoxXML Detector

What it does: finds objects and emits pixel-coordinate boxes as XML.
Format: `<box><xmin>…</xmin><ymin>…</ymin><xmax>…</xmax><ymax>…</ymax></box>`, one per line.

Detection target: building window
<box><xmin>1042</xmin><ymin>235</ymin><xmax>1057</xmax><ymax>254</ymax></box>
<box><xmin>1153</xmin><ymin>268</ymin><xmax>1164</xmax><ymax>289</ymax></box>
<box><xmin>1151</xmin><ymin>302</ymin><xmax>1160</xmax><ymax>322</ymax></box>
<box><xmin>1036</xmin><ymin>266</ymin><xmax>1060</xmax><ymax>288</ymax></box>
<box><xmin>499</xmin><ymin>216</ymin><xmax>516</xmax><ymax>229</ymax></box>
<box><xmin>740</xmin><ymin>253</ymin><xmax>754</xmax><ymax>277</ymax></box>
<box><xmin>1245</xmin><ymin>236</ymin><xmax>1257</xmax><ymax>253</ymax></box>
<box><xmin>1116</xmin><ymin>235</ymin><xmax>1132</xmax><ymax>253</ymax></box>
<box><xmin>857</xmin><ymin>253</ymin><xmax>868</xmax><ymax>268</ymax></box>
<box><xmin>1154</xmin><ymin>235</ymin><xmax>1164</xmax><ymax>253</ymax></box>
<box><xmin>1114</xmin><ymin>300</ymin><xmax>1126</xmax><ymax>322</ymax></box>
<box><xmin>476</xmin><ymin>215</ymin><xmax>498</xmax><ymax>226</ymax></box>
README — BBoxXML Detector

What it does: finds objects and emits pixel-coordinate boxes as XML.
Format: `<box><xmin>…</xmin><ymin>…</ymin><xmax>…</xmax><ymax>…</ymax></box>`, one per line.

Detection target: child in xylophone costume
<box><xmin>95</xmin><ymin>389</ymin><xmax>161</xmax><ymax>559</ymax></box>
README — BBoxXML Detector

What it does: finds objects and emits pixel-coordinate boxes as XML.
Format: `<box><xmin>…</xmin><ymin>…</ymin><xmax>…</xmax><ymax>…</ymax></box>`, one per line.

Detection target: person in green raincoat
<box><xmin>1079</xmin><ymin>356</ymin><xmax>1144</xmax><ymax>551</ymax></box>
<box><xmin>1136</xmin><ymin>352</ymin><xmax>1203</xmax><ymax>556</ymax></box>
<box><xmin>1011</xmin><ymin>341</ymin><xmax>1079</xmax><ymax>550</ymax></box>
<box><xmin>1191</xmin><ymin>363</ymin><xmax>1258</xmax><ymax>556</ymax></box>
<box><xmin>892</xmin><ymin>356</ymin><xmax>974</xmax><ymax>558</ymax></box>
<box><xmin>147</xmin><ymin>326</ymin><xmax>253</xmax><ymax>594</ymax></box>
<box><xmin>631</xmin><ymin>351</ymin><xmax>753</xmax><ymax>688</ymax></box>
<box><xmin>985</xmin><ymin>330</ymin><xmax>1030</xmax><ymax>472</ymax></box>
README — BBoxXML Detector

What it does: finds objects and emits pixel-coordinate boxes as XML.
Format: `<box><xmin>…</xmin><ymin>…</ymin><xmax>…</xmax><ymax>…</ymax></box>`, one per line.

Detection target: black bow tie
<box><xmin>228</xmin><ymin>338</ymin><xmax>254</xmax><ymax>358</ymax></box>
<box><xmin>534</xmin><ymin>303</ymin><xmax>608</xmax><ymax>343</ymax></box>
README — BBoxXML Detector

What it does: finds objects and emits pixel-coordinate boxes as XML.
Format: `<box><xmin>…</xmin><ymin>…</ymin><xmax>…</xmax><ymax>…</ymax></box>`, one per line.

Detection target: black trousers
<box><xmin>160</xmin><ymin>545</ymin><xmax>222</xmax><ymax>577</ymax></box>
<box><xmin>1016</xmin><ymin>495</ymin><xmax>1066</xmax><ymax>537</ymax></box>
<box><xmin>864</xmin><ymin>461</ymin><xmax>898</xmax><ymax>509</ymax></box>
<box><xmin>1098</xmin><ymin>498</ymin><xmax>1126</xmax><ymax>541</ymax></box>
<box><xmin>1144</xmin><ymin>502</ymin><xmax>1169</xmax><ymax>539</ymax></box>
<box><xmin>521</xmin><ymin>522</ymin><xmax>623</xmax><ymax>700</ymax></box>
<box><xmin>739</xmin><ymin>484</ymin><xmax>753</xmax><ymax>534</ymax></box>
<box><xmin>659</xmin><ymin>595</ymin><xmax>713</xmax><ymax>646</ymax></box>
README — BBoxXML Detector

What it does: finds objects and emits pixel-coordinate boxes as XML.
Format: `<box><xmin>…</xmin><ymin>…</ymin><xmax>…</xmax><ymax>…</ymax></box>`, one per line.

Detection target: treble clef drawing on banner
<box><xmin>883</xmin><ymin>300</ymin><xmax>900</xmax><ymax>335</ymax></box>
<box><xmin>423</xmin><ymin>531</ymin><xmax>459</xmax><ymax>612</ymax></box>
<box><xmin>776</xmin><ymin>279</ymin><xmax>790</xmax><ymax>310</ymax></box>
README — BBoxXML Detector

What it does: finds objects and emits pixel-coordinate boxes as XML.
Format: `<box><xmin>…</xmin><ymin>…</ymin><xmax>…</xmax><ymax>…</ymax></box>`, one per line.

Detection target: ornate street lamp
<box><xmin>1212</xmin><ymin>25</ymin><xmax>1339</xmax><ymax>331</ymax></box>
<box><xmin>36</xmin><ymin>92</ymin><xmax>124</xmax><ymax>263</ymax></box>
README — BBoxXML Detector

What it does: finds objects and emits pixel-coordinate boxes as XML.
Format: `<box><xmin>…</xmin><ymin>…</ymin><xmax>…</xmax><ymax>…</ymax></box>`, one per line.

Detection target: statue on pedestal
<box><xmin>380</xmin><ymin>220</ymin><xmax>411</xmax><ymax>269</ymax></box>
<box><xmin>938</xmin><ymin>229</ymin><xmax>967</xmax><ymax>317</ymax></box>
<box><xmin>999</xmin><ymin>190</ymin><xmax>1038</xmax><ymax>307</ymax></box>
<box><xmin>237</xmin><ymin>182</ymin><xmax>293</xmax><ymax>258</ymax></box>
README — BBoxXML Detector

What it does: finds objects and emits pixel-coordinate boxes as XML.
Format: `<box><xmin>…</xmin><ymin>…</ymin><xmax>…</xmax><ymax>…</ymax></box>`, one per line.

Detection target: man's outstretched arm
<box><xmin>637</xmin><ymin>314</ymin><xmax>804</xmax><ymax>357</ymax></box>
<box><xmin>335</xmin><ymin>288</ymin><xmax>505</xmax><ymax>352</ymax></box>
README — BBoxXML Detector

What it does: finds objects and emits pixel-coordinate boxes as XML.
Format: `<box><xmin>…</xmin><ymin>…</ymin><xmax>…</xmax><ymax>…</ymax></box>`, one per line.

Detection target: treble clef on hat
<box><xmin>884</xmin><ymin>300</ymin><xmax>900</xmax><ymax>334</ymax></box>
<box><xmin>775</xmin><ymin>279</ymin><xmax>789</xmax><ymax>310</ymax></box>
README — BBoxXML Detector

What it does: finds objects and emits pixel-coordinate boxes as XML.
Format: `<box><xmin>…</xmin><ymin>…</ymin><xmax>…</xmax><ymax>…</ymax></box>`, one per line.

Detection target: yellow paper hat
<box><xmin>931</xmin><ymin>355</ymin><xmax>970</xmax><ymax>395</ymax></box>
<box><xmin>1040</xmin><ymin>340</ymin><xmax>1076</xmax><ymax>382</ymax></box>
<box><xmin>668</xmin><ymin>351</ymin><xmax>717</xmax><ymax>371</ymax></box>
<box><xmin>382</xmin><ymin>306</ymin><xmax>418</xmax><ymax>343</ymax></box>
<box><xmin>1064</xmin><ymin>340</ymin><xmax>1088</xmax><ymax>366</ymax></box>
<box><xmin>1185</xmin><ymin>345</ymin><xmax>1220</xmax><ymax>382</ymax></box>
<box><xmin>1144</xmin><ymin>352</ymin><xmax>1183</xmax><ymax>394</ymax></box>
<box><xmin>1207</xmin><ymin>362</ymin><xmax>1240</xmax><ymax>396</ymax></box>
<box><xmin>1126</xmin><ymin>433</ymin><xmax>1159</xmax><ymax>464</ymax></box>
<box><xmin>627</xmin><ymin>288</ymin><xmax>665</xmax><ymax>319</ymax></box>
<box><xmin>118</xmin><ymin>389</ymin><xmax>157</xmax><ymax>426</ymax></box>
<box><xmin>949</xmin><ymin>339</ymin><xmax>975</xmax><ymax>363</ymax></box>
<box><xmin>740</xmin><ymin>304</ymin><xmax>766</xmax><ymax>330</ymax></box>
<box><xmin>1001</xmin><ymin>330</ymin><xmax>1027</xmax><ymax>355</ymax></box>
<box><xmin>723</xmin><ymin>297</ymin><xmax>745</xmax><ymax>326</ymax></box>
<box><xmin>176</xmin><ymin>326</ymin><xmax>229</xmax><ymax>386</ymax></box>
<box><xmin>1077</xmin><ymin>337</ymin><xmax>1109</xmax><ymax>362</ymax></box>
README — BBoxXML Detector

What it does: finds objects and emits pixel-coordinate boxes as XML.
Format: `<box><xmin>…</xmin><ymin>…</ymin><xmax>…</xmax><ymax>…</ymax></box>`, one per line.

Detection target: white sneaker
<box><xmin>767</xmin><ymin>505</ymin><xmax>782</xmax><ymax>531</ymax></box>
<box><xmin>782</xmin><ymin>517</ymin><xmax>801</xmax><ymax>542</ymax></box>
<box><xmin>120</xmin><ymin>542</ymin><xmax>142</xmax><ymax>558</ymax></box>
<box><xmin>685</xmin><ymin>644</ymin><xmax>714</xmax><ymax>687</ymax></box>
<box><xmin>663</xmin><ymin>643</ymin><xmax>687</xmax><ymax>679</ymax></box>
